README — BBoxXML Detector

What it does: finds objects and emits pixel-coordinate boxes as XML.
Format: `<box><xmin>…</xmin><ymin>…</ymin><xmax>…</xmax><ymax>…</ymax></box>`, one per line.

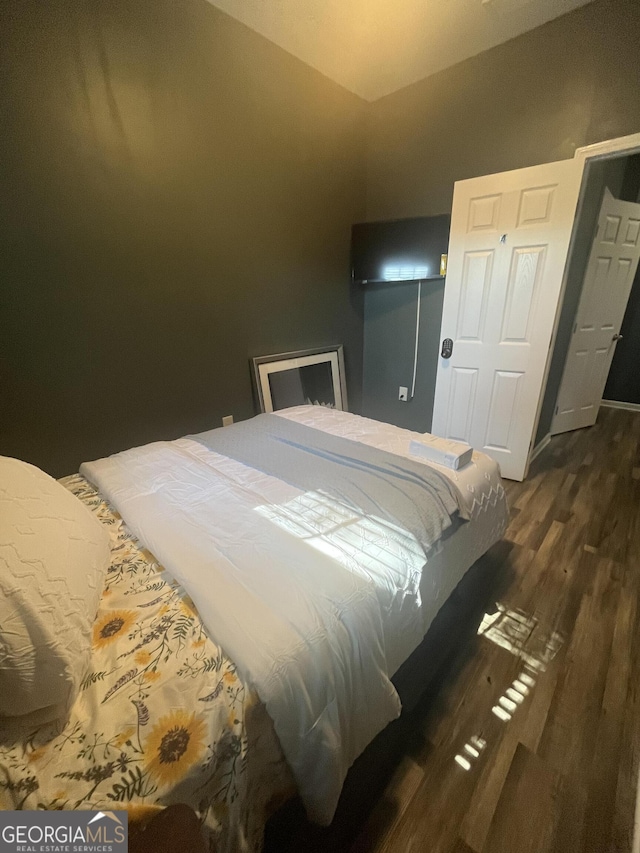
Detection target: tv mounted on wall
<box><xmin>351</xmin><ymin>214</ymin><xmax>451</xmax><ymax>284</ymax></box>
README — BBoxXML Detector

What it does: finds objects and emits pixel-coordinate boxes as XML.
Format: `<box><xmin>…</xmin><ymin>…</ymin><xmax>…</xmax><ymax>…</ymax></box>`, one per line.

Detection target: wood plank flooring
<box><xmin>265</xmin><ymin>407</ymin><xmax>640</xmax><ymax>853</ymax></box>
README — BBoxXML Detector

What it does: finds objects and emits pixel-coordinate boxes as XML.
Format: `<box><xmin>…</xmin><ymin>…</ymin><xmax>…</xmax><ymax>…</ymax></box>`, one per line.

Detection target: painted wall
<box><xmin>362</xmin><ymin>279</ymin><xmax>445</xmax><ymax>432</ymax></box>
<box><xmin>0</xmin><ymin>0</ymin><xmax>366</xmax><ymax>476</ymax></box>
<box><xmin>365</xmin><ymin>0</ymin><xmax>640</xmax><ymax>222</ymax></box>
<box><xmin>4</xmin><ymin>0</ymin><xmax>640</xmax><ymax>473</ymax></box>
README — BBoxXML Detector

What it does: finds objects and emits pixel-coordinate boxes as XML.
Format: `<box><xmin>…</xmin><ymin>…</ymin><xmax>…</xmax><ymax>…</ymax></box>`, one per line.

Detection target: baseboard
<box><xmin>529</xmin><ymin>433</ymin><xmax>551</xmax><ymax>464</ymax></box>
<box><xmin>601</xmin><ymin>399</ymin><xmax>640</xmax><ymax>412</ymax></box>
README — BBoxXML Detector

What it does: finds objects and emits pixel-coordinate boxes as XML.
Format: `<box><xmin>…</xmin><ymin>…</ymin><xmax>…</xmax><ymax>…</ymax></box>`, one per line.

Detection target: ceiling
<box><xmin>205</xmin><ymin>0</ymin><xmax>595</xmax><ymax>101</ymax></box>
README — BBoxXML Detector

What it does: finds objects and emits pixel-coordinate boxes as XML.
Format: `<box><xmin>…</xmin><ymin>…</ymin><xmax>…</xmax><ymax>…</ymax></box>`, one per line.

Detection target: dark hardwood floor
<box><xmin>265</xmin><ymin>406</ymin><xmax>640</xmax><ymax>853</ymax></box>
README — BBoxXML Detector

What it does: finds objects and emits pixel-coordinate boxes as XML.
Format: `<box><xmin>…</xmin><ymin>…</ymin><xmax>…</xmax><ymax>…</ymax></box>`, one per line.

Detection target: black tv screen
<box><xmin>351</xmin><ymin>214</ymin><xmax>451</xmax><ymax>283</ymax></box>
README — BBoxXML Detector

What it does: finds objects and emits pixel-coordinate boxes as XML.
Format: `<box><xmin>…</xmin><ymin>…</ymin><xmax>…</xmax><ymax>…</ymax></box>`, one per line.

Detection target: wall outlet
<box><xmin>222</xmin><ymin>415</ymin><xmax>234</xmax><ymax>427</ymax></box>
<box><xmin>398</xmin><ymin>386</ymin><xmax>408</xmax><ymax>402</ymax></box>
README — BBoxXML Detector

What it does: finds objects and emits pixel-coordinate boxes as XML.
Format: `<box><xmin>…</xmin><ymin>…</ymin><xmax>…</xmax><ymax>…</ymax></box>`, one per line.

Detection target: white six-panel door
<box><xmin>551</xmin><ymin>189</ymin><xmax>640</xmax><ymax>435</ymax></box>
<box><xmin>431</xmin><ymin>159</ymin><xmax>583</xmax><ymax>480</ymax></box>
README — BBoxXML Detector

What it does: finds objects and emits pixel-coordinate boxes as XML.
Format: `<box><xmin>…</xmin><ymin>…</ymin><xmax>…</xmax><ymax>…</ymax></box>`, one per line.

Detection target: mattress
<box><xmin>162</xmin><ymin>405</ymin><xmax>506</xmax><ymax>677</ymax></box>
<box><xmin>275</xmin><ymin>407</ymin><xmax>507</xmax><ymax>662</ymax></box>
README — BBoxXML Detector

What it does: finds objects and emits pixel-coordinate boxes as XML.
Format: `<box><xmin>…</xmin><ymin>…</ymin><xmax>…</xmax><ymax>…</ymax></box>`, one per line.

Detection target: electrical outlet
<box><xmin>398</xmin><ymin>386</ymin><xmax>408</xmax><ymax>402</ymax></box>
<box><xmin>222</xmin><ymin>415</ymin><xmax>234</xmax><ymax>427</ymax></box>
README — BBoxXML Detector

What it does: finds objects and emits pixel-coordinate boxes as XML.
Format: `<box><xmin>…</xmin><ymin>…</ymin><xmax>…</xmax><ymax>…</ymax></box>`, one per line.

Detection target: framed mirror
<box><xmin>251</xmin><ymin>346</ymin><xmax>348</xmax><ymax>413</ymax></box>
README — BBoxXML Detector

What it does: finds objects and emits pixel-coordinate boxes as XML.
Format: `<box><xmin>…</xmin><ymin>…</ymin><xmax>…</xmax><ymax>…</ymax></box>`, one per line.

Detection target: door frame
<box><xmin>550</xmin><ymin>189</ymin><xmax>640</xmax><ymax>435</ymax></box>
<box><xmin>527</xmin><ymin>132</ymin><xmax>640</xmax><ymax>475</ymax></box>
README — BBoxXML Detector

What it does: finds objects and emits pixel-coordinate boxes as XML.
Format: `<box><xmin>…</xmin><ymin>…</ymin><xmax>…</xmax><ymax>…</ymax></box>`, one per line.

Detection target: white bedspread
<box><xmin>276</xmin><ymin>406</ymin><xmax>505</xmax><ymax>522</ymax></box>
<box><xmin>80</xmin><ymin>407</ymin><xmax>506</xmax><ymax>825</ymax></box>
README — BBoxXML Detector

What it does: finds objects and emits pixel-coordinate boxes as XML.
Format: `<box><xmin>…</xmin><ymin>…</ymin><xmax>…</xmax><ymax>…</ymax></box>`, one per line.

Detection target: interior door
<box><xmin>551</xmin><ymin>190</ymin><xmax>640</xmax><ymax>435</ymax></box>
<box><xmin>431</xmin><ymin>159</ymin><xmax>583</xmax><ymax>481</ymax></box>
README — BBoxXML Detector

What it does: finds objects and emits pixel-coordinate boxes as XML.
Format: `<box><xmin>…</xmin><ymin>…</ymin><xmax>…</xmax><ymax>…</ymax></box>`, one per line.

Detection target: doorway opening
<box><xmin>533</xmin><ymin>147</ymin><xmax>640</xmax><ymax>455</ymax></box>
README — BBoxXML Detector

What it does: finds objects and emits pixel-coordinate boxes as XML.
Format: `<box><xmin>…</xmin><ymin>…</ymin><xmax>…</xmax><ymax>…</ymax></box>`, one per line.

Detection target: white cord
<box><xmin>410</xmin><ymin>280</ymin><xmax>421</xmax><ymax>399</ymax></box>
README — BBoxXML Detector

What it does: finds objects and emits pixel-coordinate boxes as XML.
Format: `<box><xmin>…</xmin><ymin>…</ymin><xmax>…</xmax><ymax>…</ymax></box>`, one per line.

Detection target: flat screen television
<box><xmin>351</xmin><ymin>214</ymin><xmax>451</xmax><ymax>284</ymax></box>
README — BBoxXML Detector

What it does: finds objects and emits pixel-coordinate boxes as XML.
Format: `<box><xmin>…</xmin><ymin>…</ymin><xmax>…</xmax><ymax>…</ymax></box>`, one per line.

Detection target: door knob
<box><xmin>612</xmin><ymin>333</ymin><xmax>623</xmax><ymax>341</ymax></box>
<box><xmin>441</xmin><ymin>338</ymin><xmax>453</xmax><ymax>359</ymax></box>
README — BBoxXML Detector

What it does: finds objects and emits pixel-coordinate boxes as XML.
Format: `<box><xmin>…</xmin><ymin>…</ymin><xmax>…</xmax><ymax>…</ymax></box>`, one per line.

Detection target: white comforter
<box><xmin>80</xmin><ymin>407</ymin><xmax>505</xmax><ymax>824</ymax></box>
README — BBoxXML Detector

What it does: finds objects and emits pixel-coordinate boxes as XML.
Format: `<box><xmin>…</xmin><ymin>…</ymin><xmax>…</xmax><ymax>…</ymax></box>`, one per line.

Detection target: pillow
<box><xmin>0</xmin><ymin>457</ymin><xmax>110</xmax><ymax>725</ymax></box>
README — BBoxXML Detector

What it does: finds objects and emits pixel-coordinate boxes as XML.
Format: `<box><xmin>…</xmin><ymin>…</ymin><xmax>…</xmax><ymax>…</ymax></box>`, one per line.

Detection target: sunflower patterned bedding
<box><xmin>0</xmin><ymin>475</ymin><xmax>293</xmax><ymax>852</ymax></box>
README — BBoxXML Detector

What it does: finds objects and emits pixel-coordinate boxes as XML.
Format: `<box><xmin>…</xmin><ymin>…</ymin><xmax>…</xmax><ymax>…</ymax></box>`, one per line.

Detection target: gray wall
<box><xmin>365</xmin><ymin>0</ymin><xmax>640</xmax><ymax>222</ymax></box>
<box><xmin>362</xmin><ymin>279</ymin><xmax>445</xmax><ymax>431</ymax></box>
<box><xmin>0</xmin><ymin>0</ymin><xmax>366</xmax><ymax>476</ymax></box>
<box><xmin>4</xmin><ymin>0</ymin><xmax>640</xmax><ymax>471</ymax></box>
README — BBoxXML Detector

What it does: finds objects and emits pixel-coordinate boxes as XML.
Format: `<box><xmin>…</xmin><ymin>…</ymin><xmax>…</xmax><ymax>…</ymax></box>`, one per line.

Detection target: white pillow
<box><xmin>0</xmin><ymin>457</ymin><xmax>110</xmax><ymax>725</ymax></box>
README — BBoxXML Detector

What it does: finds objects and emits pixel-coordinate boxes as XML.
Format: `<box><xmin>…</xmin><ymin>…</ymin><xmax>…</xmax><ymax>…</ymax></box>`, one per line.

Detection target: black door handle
<box><xmin>441</xmin><ymin>338</ymin><xmax>453</xmax><ymax>359</ymax></box>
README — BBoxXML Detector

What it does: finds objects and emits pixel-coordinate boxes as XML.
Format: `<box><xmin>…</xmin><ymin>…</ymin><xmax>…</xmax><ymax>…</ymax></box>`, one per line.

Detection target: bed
<box><xmin>0</xmin><ymin>406</ymin><xmax>507</xmax><ymax>851</ymax></box>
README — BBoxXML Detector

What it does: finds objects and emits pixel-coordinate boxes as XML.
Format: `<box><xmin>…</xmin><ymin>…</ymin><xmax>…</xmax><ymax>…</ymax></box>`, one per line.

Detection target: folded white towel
<box><xmin>409</xmin><ymin>435</ymin><xmax>473</xmax><ymax>470</ymax></box>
